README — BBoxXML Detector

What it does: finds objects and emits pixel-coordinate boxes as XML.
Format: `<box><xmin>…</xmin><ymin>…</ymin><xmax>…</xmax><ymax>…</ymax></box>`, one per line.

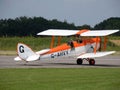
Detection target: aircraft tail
<box><xmin>15</xmin><ymin>43</ymin><xmax>40</xmax><ymax>61</ymax></box>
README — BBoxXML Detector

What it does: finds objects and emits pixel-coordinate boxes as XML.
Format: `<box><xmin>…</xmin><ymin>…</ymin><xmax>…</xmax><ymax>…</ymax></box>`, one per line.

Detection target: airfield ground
<box><xmin>0</xmin><ymin>55</ymin><xmax>120</xmax><ymax>68</ymax></box>
<box><xmin>0</xmin><ymin>55</ymin><xmax>120</xmax><ymax>90</ymax></box>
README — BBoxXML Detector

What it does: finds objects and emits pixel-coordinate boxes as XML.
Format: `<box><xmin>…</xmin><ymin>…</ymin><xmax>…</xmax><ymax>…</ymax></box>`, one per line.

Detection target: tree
<box><xmin>77</xmin><ymin>24</ymin><xmax>92</xmax><ymax>30</ymax></box>
<box><xmin>94</xmin><ymin>17</ymin><xmax>120</xmax><ymax>36</ymax></box>
<box><xmin>0</xmin><ymin>16</ymin><xmax>119</xmax><ymax>36</ymax></box>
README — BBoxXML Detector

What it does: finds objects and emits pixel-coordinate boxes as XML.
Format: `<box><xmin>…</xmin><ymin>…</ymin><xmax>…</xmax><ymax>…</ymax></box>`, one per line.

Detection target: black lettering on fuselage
<box><xmin>51</xmin><ymin>51</ymin><xmax>68</xmax><ymax>58</ymax></box>
<box><xmin>19</xmin><ymin>45</ymin><xmax>24</xmax><ymax>53</ymax></box>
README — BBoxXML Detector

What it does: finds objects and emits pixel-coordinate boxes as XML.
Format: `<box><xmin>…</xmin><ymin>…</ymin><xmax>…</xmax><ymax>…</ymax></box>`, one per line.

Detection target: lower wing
<box><xmin>77</xmin><ymin>51</ymin><xmax>115</xmax><ymax>58</ymax></box>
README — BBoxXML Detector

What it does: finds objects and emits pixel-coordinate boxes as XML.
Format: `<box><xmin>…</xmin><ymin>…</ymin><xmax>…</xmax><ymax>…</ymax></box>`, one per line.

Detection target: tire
<box><xmin>89</xmin><ymin>59</ymin><xmax>95</xmax><ymax>65</ymax></box>
<box><xmin>77</xmin><ymin>59</ymin><xmax>83</xmax><ymax>65</ymax></box>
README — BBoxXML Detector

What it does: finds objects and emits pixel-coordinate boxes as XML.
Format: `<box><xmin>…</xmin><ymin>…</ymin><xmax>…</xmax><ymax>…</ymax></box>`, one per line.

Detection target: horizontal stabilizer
<box><xmin>26</xmin><ymin>54</ymin><xmax>40</xmax><ymax>61</ymax></box>
<box><xmin>14</xmin><ymin>55</ymin><xmax>40</xmax><ymax>61</ymax></box>
<box><xmin>77</xmin><ymin>51</ymin><xmax>115</xmax><ymax>58</ymax></box>
<box><xmin>14</xmin><ymin>56</ymin><xmax>22</xmax><ymax>61</ymax></box>
<box><xmin>81</xmin><ymin>30</ymin><xmax>119</xmax><ymax>36</ymax></box>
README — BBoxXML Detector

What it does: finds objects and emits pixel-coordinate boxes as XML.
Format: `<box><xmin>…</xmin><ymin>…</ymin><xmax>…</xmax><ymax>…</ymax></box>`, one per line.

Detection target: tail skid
<box><xmin>14</xmin><ymin>43</ymin><xmax>40</xmax><ymax>61</ymax></box>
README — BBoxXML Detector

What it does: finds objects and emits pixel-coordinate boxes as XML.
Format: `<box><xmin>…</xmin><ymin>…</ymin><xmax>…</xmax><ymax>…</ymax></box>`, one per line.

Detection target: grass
<box><xmin>110</xmin><ymin>40</ymin><xmax>120</xmax><ymax>46</ymax></box>
<box><xmin>0</xmin><ymin>36</ymin><xmax>51</xmax><ymax>51</ymax></box>
<box><xmin>109</xmin><ymin>36</ymin><xmax>120</xmax><ymax>40</ymax></box>
<box><xmin>0</xmin><ymin>68</ymin><xmax>120</xmax><ymax>90</ymax></box>
<box><xmin>0</xmin><ymin>36</ymin><xmax>120</xmax><ymax>53</ymax></box>
<box><xmin>0</xmin><ymin>51</ymin><xmax>16</xmax><ymax>55</ymax></box>
<box><xmin>0</xmin><ymin>36</ymin><xmax>70</xmax><ymax>51</ymax></box>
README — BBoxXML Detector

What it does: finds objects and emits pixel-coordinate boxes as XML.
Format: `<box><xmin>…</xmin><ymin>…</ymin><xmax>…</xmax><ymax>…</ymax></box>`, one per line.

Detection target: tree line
<box><xmin>0</xmin><ymin>16</ymin><xmax>119</xmax><ymax>37</ymax></box>
<box><xmin>94</xmin><ymin>17</ymin><xmax>120</xmax><ymax>36</ymax></box>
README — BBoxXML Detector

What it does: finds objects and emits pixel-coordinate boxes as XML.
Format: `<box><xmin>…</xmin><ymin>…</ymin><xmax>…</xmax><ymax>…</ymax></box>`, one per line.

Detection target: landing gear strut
<box><xmin>76</xmin><ymin>58</ymin><xmax>95</xmax><ymax>65</ymax></box>
<box><xmin>24</xmin><ymin>61</ymin><xmax>28</xmax><ymax>65</ymax></box>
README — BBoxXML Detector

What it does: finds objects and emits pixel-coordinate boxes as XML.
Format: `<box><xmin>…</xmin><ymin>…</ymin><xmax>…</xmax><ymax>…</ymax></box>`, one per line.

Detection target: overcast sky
<box><xmin>0</xmin><ymin>0</ymin><xmax>120</xmax><ymax>26</ymax></box>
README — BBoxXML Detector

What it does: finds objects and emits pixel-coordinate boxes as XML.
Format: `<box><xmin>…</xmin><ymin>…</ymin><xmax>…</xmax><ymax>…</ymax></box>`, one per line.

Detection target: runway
<box><xmin>0</xmin><ymin>55</ymin><xmax>120</xmax><ymax>68</ymax></box>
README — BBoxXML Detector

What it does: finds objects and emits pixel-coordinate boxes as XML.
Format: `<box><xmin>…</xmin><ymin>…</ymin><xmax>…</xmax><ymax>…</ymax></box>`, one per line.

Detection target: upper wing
<box><xmin>37</xmin><ymin>29</ymin><xmax>79</xmax><ymax>36</ymax></box>
<box><xmin>77</xmin><ymin>51</ymin><xmax>115</xmax><ymax>58</ymax></box>
<box><xmin>80</xmin><ymin>30</ymin><xmax>119</xmax><ymax>36</ymax></box>
<box><xmin>37</xmin><ymin>29</ymin><xmax>119</xmax><ymax>36</ymax></box>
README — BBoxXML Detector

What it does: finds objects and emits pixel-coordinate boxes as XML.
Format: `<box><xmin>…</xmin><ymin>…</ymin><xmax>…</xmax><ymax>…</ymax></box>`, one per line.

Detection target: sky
<box><xmin>0</xmin><ymin>0</ymin><xmax>120</xmax><ymax>27</ymax></box>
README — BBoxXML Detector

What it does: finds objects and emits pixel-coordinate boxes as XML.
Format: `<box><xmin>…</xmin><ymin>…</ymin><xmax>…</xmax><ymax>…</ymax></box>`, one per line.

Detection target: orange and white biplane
<box><xmin>14</xmin><ymin>29</ymin><xmax>119</xmax><ymax>65</ymax></box>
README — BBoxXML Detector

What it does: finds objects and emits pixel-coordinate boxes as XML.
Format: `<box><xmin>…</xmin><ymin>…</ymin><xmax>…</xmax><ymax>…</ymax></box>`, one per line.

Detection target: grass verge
<box><xmin>0</xmin><ymin>68</ymin><xmax>120</xmax><ymax>90</ymax></box>
<box><xmin>0</xmin><ymin>51</ymin><xmax>16</xmax><ymax>55</ymax></box>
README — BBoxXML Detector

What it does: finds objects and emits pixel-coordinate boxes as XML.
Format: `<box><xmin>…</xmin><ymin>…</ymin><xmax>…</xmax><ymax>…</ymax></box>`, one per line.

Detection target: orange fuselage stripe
<box><xmin>43</xmin><ymin>37</ymin><xmax>100</xmax><ymax>55</ymax></box>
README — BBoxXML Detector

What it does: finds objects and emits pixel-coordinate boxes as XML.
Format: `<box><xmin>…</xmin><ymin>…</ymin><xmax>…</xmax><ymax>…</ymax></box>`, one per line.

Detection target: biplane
<box><xmin>14</xmin><ymin>29</ymin><xmax>119</xmax><ymax>65</ymax></box>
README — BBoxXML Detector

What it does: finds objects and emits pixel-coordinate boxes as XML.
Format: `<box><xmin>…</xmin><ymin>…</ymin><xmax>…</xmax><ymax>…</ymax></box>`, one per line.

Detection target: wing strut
<box><xmin>94</xmin><ymin>36</ymin><xmax>99</xmax><ymax>54</ymax></box>
<box><xmin>50</xmin><ymin>36</ymin><xmax>55</xmax><ymax>49</ymax></box>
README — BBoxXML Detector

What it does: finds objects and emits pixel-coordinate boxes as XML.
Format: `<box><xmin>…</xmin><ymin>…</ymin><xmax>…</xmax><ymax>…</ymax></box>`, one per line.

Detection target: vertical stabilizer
<box><xmin>16</xmin><ymin>43</ymin><xmax>40</xmax><ymax>61</ymax></box>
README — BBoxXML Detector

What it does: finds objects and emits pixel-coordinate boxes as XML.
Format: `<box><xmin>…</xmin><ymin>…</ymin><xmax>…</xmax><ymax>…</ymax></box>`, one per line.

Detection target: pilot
<box><xmin>67</xmin><ymin>39</ymin><xmax>75</xmax><ymax>51</ymax></box>
<box><xmin>76</xmin><ymin>35</ymin><xmax>83</xmax><ymax>43</ymax></box>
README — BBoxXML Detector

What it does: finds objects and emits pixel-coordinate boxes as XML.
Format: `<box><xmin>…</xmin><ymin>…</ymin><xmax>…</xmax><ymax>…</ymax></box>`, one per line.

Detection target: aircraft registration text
<box><xmin>51</xmin><ymin>51</ymin><xmax>69</xmax><ymax>58</ymax></box>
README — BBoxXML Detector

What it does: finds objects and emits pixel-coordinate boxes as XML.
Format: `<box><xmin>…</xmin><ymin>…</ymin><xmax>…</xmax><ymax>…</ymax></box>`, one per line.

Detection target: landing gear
<box><xmin>24</xmin><ymin>61</ymin><xmax>28</xmax><ymax>65</ymax></box>
<box><xmin>77</xmin><ymin>58</ymin><xmax>83</xmax><ymax>65</ymax></box>
<box><xmin>89</xmin><ymin>59</ymin><xmax>95</xmax><ymax>65</ymax></box>
<box><xmin>76</xmin><ymin>58</ymin><xmax>95</xmax><ymax>65</ymax></box>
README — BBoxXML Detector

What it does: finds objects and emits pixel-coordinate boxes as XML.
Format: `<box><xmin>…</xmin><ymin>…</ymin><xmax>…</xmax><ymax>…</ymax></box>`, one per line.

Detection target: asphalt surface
<box><xmin>0</xmin><ymin>55</ymin><xmax>120</xmax><ymax>68</ymax></box>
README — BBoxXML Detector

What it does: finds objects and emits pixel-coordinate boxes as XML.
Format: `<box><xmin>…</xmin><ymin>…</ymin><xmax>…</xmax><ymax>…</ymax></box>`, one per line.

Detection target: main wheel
<box><xmin>77</xmin><ymin>58</ymin><xmax>83</xmax><ymax>65</ymax></box>
<box><xmin>89</xmin><ymin>59</ymin><xmax>95</xmax><ymax>65</ymax></box>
